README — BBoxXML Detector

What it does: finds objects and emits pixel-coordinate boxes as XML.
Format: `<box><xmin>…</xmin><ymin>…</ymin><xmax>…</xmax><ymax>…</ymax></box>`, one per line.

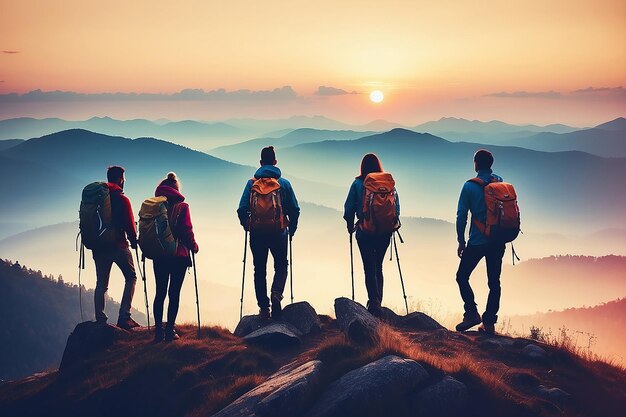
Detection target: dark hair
<box><xmin>358</xmin><ymin>153</ymin><xmax>383</xmax><ymax>180</ymax></box>
<box><xmin>159</xmin><ymin>172</ymin><xmax>181</xmax><ymax>190</ymax></box>
<box><xmin>260</xmin><ymin>146</ymin><xmax>276</xmax><ymax>165</ymax></box>
<box><xmin>107</xmin><ymin>165</ymin><xmax>125</xmax><ymax>183</ymax></box>
<box><xmin>473</xmin><ymin>149</ymin><xmax>494</xmax><ymax>170</ymax></box>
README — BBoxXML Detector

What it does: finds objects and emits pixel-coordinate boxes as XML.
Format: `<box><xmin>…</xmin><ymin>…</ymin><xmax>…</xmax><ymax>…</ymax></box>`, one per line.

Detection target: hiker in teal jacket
<box><xmin>237</xmin><ymin>146</ymin><xmax>300</xmax><ymax>319</ymax></box>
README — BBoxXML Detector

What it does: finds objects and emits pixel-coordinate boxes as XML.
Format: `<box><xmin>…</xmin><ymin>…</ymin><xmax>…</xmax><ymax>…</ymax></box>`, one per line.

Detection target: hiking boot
<box><xmin>259</xmin><ymin>306</ymin><xmax>271</xmax><ymax>320</ymax></box>
<box><xmin>271</xmin><ymin>292</ymin><xmax>283</xmax><ymax>319</ymax></box>
<box><xmin>153</xmin><ymin>326</ymin><xmax>164</xmax><ymax>343</ymax></box>
<box><xmin>117</xmin><ymin>317</ymin><xmax>140</xmax><ymax>330</ymax></box>
<box><xmin>367</xmin><ymin>300</ymin><xmax>383</xmax><ymax>318</ymax></box>
<box><xmin>164</xmin><ymin>326</ymin><xmax>180</xmax><ymax>342</ymax></box>
<box><xmin>478</xmin><ymin>322</ymin><xmax>496</xmax><ymax>335</ymax></box>
<box><xmin>455</xmin><ymin>311</ymin><xmax>482</xmax><ymax>332</ymax></box>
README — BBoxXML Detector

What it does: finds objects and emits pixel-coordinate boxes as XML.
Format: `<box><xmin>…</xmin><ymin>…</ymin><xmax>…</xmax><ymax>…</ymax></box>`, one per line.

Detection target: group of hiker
<box><xmin>79</xmin><ymin>145</ymin><xmax>520</xmax><ymax>341</ymax></box>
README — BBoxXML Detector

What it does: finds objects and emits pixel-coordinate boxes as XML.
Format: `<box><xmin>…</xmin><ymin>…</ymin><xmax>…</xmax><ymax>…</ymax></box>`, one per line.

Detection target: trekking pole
<box><xmin>289</xmin><ymin>233</ymin><xmax>294</xmax><ymax>305</ymax></box>
<box><xmin>240</xmin><ymin>229</ymin><xmax>248</xmax><ymax>320</ymax></box>
<box><xmin>134</xmin><ymin>247</ymin><xmax>151</xmax><ymax>334</ymax></box>
<box><xmin>75</xmin><ymin>232</ymin><xmax>85</xmax><ymax>321</ymax></box>
<box><xmin>191</xmin><ymin>251</ymin><xmax>201</xmax><ymax>337</ymax></box>
<box><xmin>349</xmin><ymin>231</ymin><xmax>355</xmax><ymax>301</ymax></box>
<box><xmin>392</xmin><ymin>232</ymin><xmax>409</xmax><ymax>314</ymax></box>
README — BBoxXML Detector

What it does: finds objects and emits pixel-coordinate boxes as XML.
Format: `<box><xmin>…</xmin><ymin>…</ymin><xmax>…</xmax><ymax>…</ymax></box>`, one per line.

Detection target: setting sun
<box><xmin>370</xmin><ymin>90</ymin><xmax>384</xmax><ymax>103</ymax></box>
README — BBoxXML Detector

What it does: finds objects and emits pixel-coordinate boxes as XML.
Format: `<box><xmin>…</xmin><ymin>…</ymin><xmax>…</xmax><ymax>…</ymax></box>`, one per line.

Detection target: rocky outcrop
<box><xmin>234</xmin><ymin>301</ymin><xmax>321</xmax><ymax>342</ymax></box>
<box><xmin>522</xmin><ymin>344</ymin><xmax>548</xmax><ymax>361</ymax></box>
<box><xmin>60</xmin><ymin>321</ymin><xmax>128</xmax><ymax>371</ymax></box>
<box><xmin>412</xmin><ymin>376</ymin><xmax>468</xmax><ymax>417</ymax></box>
<box><xmin>244</xmin><ymin>323</ymin><xmax>302</xmax><ymax>347</ymax></box>
<box><xmin>282</xmin><ymin>302</ymin><xmax>321</xmax><ymax>335</ymax></box>
<box><xmin>401</xmin><ymin>311</ymin><xmax>445</xmax><ymax>331</ymax></box>
<box><xmin>305</xmin><ymin>355</ymin><xmax>429</xmax><ymax>417</ymax></box>
<box><xmin>334</xmin><ymin>298</ymin><xmax>380</xmax><ymax>345</ymax></box>
<box><xmin>214</xmin><ymin>360</ymin><xmax>325</xmax><ymax>417</ymax></box>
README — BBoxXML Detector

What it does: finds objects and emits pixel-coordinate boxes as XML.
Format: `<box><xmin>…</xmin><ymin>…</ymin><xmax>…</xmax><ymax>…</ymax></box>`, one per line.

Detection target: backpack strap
<box><xmin>467</xmin><ymin>177</ymin><xmax>487</xmax><ymax>187</ymax></box>
<box><xmin>467</xmin><ymin>178</ymin><xmax>488</xmax><ymax>235</ymax></box>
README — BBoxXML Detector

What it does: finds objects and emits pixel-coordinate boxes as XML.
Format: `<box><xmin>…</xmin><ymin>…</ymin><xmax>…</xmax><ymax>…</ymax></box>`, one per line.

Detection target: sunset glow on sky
<box><xmin>1</xmin><ymin>0</ymin><xmax>625</xmax><ymax>124</ymax></box>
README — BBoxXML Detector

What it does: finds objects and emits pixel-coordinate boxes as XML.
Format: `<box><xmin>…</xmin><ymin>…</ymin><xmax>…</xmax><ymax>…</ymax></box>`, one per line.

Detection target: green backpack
<box><xmin>138</xmin><ymin>196</ymin><xmax>177</xmax><ymax>259</ymax></box>
<box><xmin>79</xmin><ymin>182</ymin><xmax>117</xmax><ymax>249</ymax></box>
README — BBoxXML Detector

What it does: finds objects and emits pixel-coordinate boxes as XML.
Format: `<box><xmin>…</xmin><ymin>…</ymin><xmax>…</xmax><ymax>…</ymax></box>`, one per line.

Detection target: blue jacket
<box><xmin>343</xmin><ymin>177</ymin><xmax>400</xmax><ymax>236</ymax></box>
<box><xmin>237</xmin><ymin>165</ymin><xmax>300</xmax><ymax>231</ymax></box>
<box><xmin>456</xmin><ymin>169</ymin><xmax>503</xmax><ymax>246</ymax></box>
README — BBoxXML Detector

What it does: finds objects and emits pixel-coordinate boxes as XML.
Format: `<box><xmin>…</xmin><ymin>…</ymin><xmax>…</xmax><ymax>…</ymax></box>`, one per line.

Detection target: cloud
<box><xmin>0</xmin><ymin>86</ymin><xmax>301</xmax><ymax>103</ymax></box>
<box><xmin>2</xmin><ymin>50</ymin><xmax>20</xmax><ymax>54</ymax></box>
<box><xmin>314</xmin><ymin>86</ymin><xmax>358</xmax><ymax>96</ymax></box>
<box><xmin>485</xmin><ymin>90</ymin><xmax>562</xmax><ymax>99</ymax></box>
<box><xmin>571</xmin><ymin>86</ymin><xmax>626</xmax><ymax>97</ymax></box>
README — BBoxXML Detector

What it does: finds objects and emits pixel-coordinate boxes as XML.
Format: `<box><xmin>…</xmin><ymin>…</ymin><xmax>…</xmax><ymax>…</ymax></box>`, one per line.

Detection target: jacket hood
<box><xmin>107</xmin><ymin>182</ymin><xmax>123</xmax><ymax>192</ymax></box>
<box><xmin>254</xmin><ymin>165</ymin><xmax>281</xmax><ymax>179</ymax></box>
<box><xmin>155</xmin><ymin>185</ymin><xmax>185</xmax><ymax>202</ymax></box>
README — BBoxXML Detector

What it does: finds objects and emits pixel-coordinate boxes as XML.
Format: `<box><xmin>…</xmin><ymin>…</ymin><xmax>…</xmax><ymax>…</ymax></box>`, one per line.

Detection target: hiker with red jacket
<box><xmin>151</xmin><ymin>172</ymin><xmax>199</xmax><ymax>342</ymax></box>
<box><xmin>344</xmin><ymin>153</ymin><xmax>400</xmax><ymax>317</ymax></box>
<box><xmin>92</xmin><ymin>166</ymin><xmax>140</xmax><ymax>330</ymax></box>
<box><xmin>237</xmin><ymin>146</ymin><xmax>300</xmax><ymax>319</ymax></box>
<box><xmin>455</xmin><ymin>149</ymin><xmax>516</xmax><ymax>335</ymax></box>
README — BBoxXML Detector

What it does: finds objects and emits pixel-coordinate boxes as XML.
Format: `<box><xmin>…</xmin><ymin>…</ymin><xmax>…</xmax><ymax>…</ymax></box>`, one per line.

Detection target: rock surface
<box><xmin>538</xmin><ymin>385</ymin><xmax>571</xmax><ymax>402</ymax></box>
<box><xmin>334</xmin><ymin>297</ymin><xmax>380</xmax><ymax>345</ymax></box>
<box><xmin>413</xmin><ymin>376</ymin><xmax>468</xmax><ymax>417</ymax></box>
<box><xmin>233</xmin><ymin>315</ymin><xmax>266</xmax><ymax>338</ymax></box>
<box><xmin>305</xmin><ymin>355</ymin><xmax>429</xmax><ymax>417</ymax></box>
<box><xmin>521</xmin><ymin>344</ymin><xmax>548</xmax><ymax>360</ymax></box>
<box><xmin>281</xmin><ymin>302</ymin><xmax>321</xmax><ymax>335</ymax></box>
<box><xmin>60</xmin><ymin>321</ymin><xmax>127</xmax><ymax>371</ymax></box>
<box><xmin>401</xmin><ymin>311</ymin><xmax>446</xmax><ymax>331</ymax></box>
<box><xmin>214</xmin><ymin>360</ymin><xmax>324</xmax><ymax>417</ymax></box>
<box><xmin>244</xmin><ymin>322</ymin><xmax>302</xmax><ymax>347</ymax></box>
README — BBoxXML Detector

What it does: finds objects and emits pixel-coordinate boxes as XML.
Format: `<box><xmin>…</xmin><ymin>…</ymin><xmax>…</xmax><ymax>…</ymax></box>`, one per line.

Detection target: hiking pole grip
<box><xmin>192</xmin><ymin>250</ymin><xmax>201</xmax><ymax>337</ymax></box>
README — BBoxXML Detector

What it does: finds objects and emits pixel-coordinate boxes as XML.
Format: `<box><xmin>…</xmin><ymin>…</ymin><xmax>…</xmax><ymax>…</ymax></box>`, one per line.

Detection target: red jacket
<box><xmin>155</xmin><ymin>185</ymin><xmax>197</xmax><ymax>261</ymax></box>
<box><xmin>107</xmin><ymin>182</ymin><xmax>137</xmax><ymax>248</ymax></box>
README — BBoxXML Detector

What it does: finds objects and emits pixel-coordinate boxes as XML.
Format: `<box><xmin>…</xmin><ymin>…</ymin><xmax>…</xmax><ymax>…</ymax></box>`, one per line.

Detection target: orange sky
<box><xmin>1</xmin><ymin>0</ymin><xmax>625</xmax><ymax>124</ymax></box>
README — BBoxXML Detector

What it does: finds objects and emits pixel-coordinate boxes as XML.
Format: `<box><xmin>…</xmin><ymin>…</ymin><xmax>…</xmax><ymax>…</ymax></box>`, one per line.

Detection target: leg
<box><xmin>250</xmin><ymin>232</ymin><xmax>271</xmax><ymax>308</ymax></box>
<box><xmin>269</xmin><ymin>231</ymin><xmax>288</xmax><ymax>298</ymax></box>
<box><xmin>373</xmin><ymin>234</ymin><xmax>392</xmax><ymax>303</ymax></box>
<box><xmin>483</xmin><ymin>243</ymin><xmax>506</xmax><ymax>324</ymax></box>
<box><xmin>93</xmin><ymin>249</ymin><xmax>114</xmax><ymax>323</ymax></box>
<box><xmin>152</xmin><ymin>257</ymin><xmax>170</xmax><ymax>328</ymax></box>
<box><xmin>114</xmin><ymin>247</ymin><xmax>137</xmax><ymax>320</ymax></box>
<box><xmin>455</xmin><ymin>244</ymin><xmax>485</xmax><ymax>314</ymax></box>
<box><xmin>166</xmin><ymin>260</ymin><xmax>188</xmax><ymax>327</ymax></box>
<box><xmin>357</xmin><ymin>234</ymin><xmax>380</xmax><ymax>305</ymax></box>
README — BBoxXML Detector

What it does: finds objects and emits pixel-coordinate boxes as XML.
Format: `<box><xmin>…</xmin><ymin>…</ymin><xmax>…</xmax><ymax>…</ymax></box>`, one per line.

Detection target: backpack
<box><xmin>249</xmin><ymin>177</ymin><xmax>288</xmax><ymax>233</ymax></box>
<box><xmin>138</xmin><ymin>196</ymin><xmax>178</xmax><ymax>259</ymax></box>
<box><xmin>79</xmin><ymin>182</ymin><xmax>117</xmax><ymax>249</ymax></box>
<box><xmin>469</xmin><ymin>177</ymin><xmax>520</xmax><ymax>243</ymax></box>
<box><xmin>360</xmin><ymin>172</ymin><xmax>400</xmax><ymax>234</ymax></box>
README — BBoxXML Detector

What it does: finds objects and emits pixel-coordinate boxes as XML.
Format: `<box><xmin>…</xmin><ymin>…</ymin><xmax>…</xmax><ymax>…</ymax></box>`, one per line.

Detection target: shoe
<box><xmin>478</xmin><ymin>322</ymin><xmax>495</xmax><ymax>335</ymax></box>
<box><xmin>164</xmin><ymin>326</ymin><xmax>180</xmax><ymax>342</ymax></box>
<box><xmin>153</xmin><ymin>326</ymin><xmax>164</xmax><ymax>343</ymax></box>
<box><xmin>259</xmin><ymin>307</ymin><xmax>271</xmax><ymax>320</ymax></box>
<box><xmin>367</xmin><ymin>300</ymin><xmax>383</xmax><ymax>318</ymax></box>
<box><xmin>117</xmin><ymin>317</ymin><xmax>140</xmax><ymax>330</ymax></box>
<box><xmin>455</xmin><ymin>311</ymin><xmax>482</xmax><ymax>332</ymax></box>
<box><xmin>271</xmin><ymin>292</ymin><xmax>283</xmax><ymax>319</ymax></box>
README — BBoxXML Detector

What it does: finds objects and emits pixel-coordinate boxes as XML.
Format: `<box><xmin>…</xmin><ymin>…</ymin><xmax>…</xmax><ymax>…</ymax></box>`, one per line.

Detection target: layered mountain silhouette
<box><xmin>0</xmin><ymin>139</ymin><xmax>24</xmax><ymax>151</ymax></box>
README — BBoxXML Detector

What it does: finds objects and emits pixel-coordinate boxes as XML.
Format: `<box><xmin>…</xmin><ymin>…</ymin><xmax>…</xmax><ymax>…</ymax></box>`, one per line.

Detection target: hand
<box><xmin>346</xmin><ymin>221</ymin><xmax>355</xmax><ymax>234</ymax></box>
<box><xmin>457</xmin><ymin>242</ymin><xmax>465</xmax><ymax>258</ymax></box>
<box><xmin>243</xmin><ymin>219</ymin><xmax>250</xmax><ymax>232</ymax></box>
<box><xmin>193</xmin><ymin>242</ymin><xmax>199</xmax><ymax>254</ymax></box>
<box><xmin>130</xmin><ymin>240</ymin><xmax>138</xmax><ymax>250</ymax></box>
<box><xmin>289</xmin><ymin>227</ymin><xmax>296</xmax><ymax>238</ymax></box>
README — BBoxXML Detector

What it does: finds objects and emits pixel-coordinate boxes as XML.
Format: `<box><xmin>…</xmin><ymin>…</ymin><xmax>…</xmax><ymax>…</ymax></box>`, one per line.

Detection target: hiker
<box><xmin>455</xmin><ymin>149</ymin><xmax>516</xmax><ymax>335</ymax></box>
<box><xmin>237</xmin><ymin>146</ymin><xmax>300</xmax><ymax>319</ymax></box>
<box><xmin>150</xmin><ymin>172</ymin><xmax>199</xmax><ymax>342</ymax></box>
<box><xmin>344</xmin><ymin>153</ymin><xmax>400</xmax><ymax>317</ymax></box>
<box><xmin>91</xmin><ymin>166</ymin><xmax>140</xmax><ymax>330</ymax></box>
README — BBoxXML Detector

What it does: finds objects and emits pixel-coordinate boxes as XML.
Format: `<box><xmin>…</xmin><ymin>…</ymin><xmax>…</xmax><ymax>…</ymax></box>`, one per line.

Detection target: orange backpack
<box><xmin>360</xmin><ymin>172</ymin><xmax>400</xmax><ymax>234</ymax></box>
<box><xmin>249</xmin><ymin>177</ymin><xmax>288</xmax><ymax>233</ymax></box>
<box><xmin>469</xmin><ymin>177</ymin><xmax>520</xmax><ymax>243</ymax></box>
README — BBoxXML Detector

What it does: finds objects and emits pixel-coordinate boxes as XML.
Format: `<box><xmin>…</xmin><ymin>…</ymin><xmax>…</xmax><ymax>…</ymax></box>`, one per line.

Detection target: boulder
<box><xmin>413</xmin><ymin>376</ymin><xmax>468</xmax><ymax>417</ymax></box>
<box><xmin>244</xmin><ymin>322</ymin><xmax>302</xmax><ymax>347</ymax></box>
<box><xmin>380</xmin><ymin>307</ymin><xmax>401</xmax><ymax>325</ymax></box>
<box><xmin>305</xmin><ymin>355</ymin><xmax>429</xmax><ymax>417</ymax></box>
<box><xmin>334</xmin><ymin>297</ymin><xmax>380</xmax><ymax>345</ymax></box>
<box><xmin>521</xmin><ymin>344</ymin><xmax>548</xmax><ymax>360</ymax></box>
<box><xmin>401</xmin><ymin>312</ymin><xmax>445</xmax><ymax>331</ymax></box>
<box><xmin>214</xmin><ymin>360</ymin><xmax>324</xmax><ymax>417</ymax></box>
<box><xmin>537</xmin><ymin>385</ymin><xmax>571</xmax><ymax>402</ymax></box>
<box><xmin>234</xmin><ymin>315</ymin><xmax>267</xmax><ymax>337</ymax></box>
<box><xmin>60</xmin><ymin>321</ymin><xmax>127</xmax><ymax>371</ymax></box>
<box><xmin>282</xmin><ymin>302</ymin><xmax>321</xmax><ymax>335</ymax></box>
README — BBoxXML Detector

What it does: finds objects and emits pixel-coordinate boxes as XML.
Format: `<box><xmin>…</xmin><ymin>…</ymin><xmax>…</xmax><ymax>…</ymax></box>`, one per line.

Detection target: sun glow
<box><xmin>370</xmin><ymin>90</ymin><xmax>384</xmax><ymax>103</ymax></box>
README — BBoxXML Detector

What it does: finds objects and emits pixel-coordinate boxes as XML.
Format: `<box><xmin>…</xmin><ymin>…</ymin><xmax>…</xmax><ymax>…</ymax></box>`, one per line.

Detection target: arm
<box><xmin>176</xmin><ymin>203</ymin><xmax>197</xmax><ymax>253</ymax></box>
<box><xmin>236</xmin><ymin>180</ymin><xmax>253</xmax><ymax>229</ymax></box>
<box><xmin>395</xmin><ymin>188</ymin><xmax>400</xmax><ymax>218</ymax></box>
<box><xmin>343</xmin><ymin>181</ymin><xmax>358</xmax><ymax>233</ymax></box>
<box><xmin>120</xmin><ymin>194</ymin><xmax>137</xmax><ymax>248</ymax></box>
<box><xmin>282</xmin><ymin>179</ymin><xmax>300</xmax><ymax>235</ymax></box>
<box><xmin>456</xmin><ymin>183</ymin><xmax>470</xmax><ymax>256</ymax></box>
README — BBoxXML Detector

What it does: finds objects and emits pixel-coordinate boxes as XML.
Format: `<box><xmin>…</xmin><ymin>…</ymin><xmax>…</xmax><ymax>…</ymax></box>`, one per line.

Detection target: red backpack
<box><xmin>360</xmin><ymin>172</ymin><xmax>400</xmax><ymax>234</ymax></box>
<box><xmin>469</xmin><ymin>177</ymin><xmax>520</xmax><ymax>243</ymax></box>
<box><xmin>249</xmin><ymin>178</ymin><xmax>288</xmax><ymax>233</ymax></box>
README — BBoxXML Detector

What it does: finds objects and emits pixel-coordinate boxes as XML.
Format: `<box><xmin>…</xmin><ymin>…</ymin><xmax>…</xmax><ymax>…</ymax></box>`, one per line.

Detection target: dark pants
<box><xmin>153</xmin><ymin>257</ymin><xmax>188</xmax><ymax>328</ymax></box>
<box><xmin>250</xmin><ymin>230</ymin><xmax>288</xmax><ymax>308</ymax></box>
<box><xmin>455</xmin><ymin>243</ymin><xmax>506</xmax><ymax>324</ymax></box>
<box><xmin>93</xmin><ymin>245</ymin><xmax>137</xmax><ymax>322</ymax></box>
<box><xmin>356</xmin><ymin>232</ymin><xmax>392</xmax><ymax>305</ymax></box>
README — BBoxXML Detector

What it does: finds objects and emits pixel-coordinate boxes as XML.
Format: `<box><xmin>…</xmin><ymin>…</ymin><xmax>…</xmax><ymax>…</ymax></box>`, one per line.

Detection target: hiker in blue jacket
<box><xmin>455</xmin><ymin>149</ymin><xmax>506</xmax><ymax>335</ymax></box>
<box><xmin>344</xmin><ymin>153</ymin><xmax>400</xmax><ymax>317</ymax></box>
<box><xmin>237</xmin><ymin>146</ymin><xmax>300</xmax><ymax>319</ymax></box>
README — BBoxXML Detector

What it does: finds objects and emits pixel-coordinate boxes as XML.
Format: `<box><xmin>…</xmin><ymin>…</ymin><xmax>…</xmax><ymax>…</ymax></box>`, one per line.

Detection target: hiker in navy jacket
<box><xmin>237</xmin><ymin>146</ymin><xmax>300</xmax><ymax>319</ymax></box>
<box><xmin>455</xmin><ymin>149</ymin><xmax>506</xmax><ymax>335</ymax></box>
<box><xmin>152</xmin><ymin>172</ymin><xmax>199</xmax><ymax>342</ymax></box>
<box><xmin>344</xmin><ymin>153</ymin><xmax>400</xmax><ymax>317</ymax></box>
<box><xmin>93</xmin><ymin>165</ymin><xmax>140</xmax><ymax>330</ymax></box>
